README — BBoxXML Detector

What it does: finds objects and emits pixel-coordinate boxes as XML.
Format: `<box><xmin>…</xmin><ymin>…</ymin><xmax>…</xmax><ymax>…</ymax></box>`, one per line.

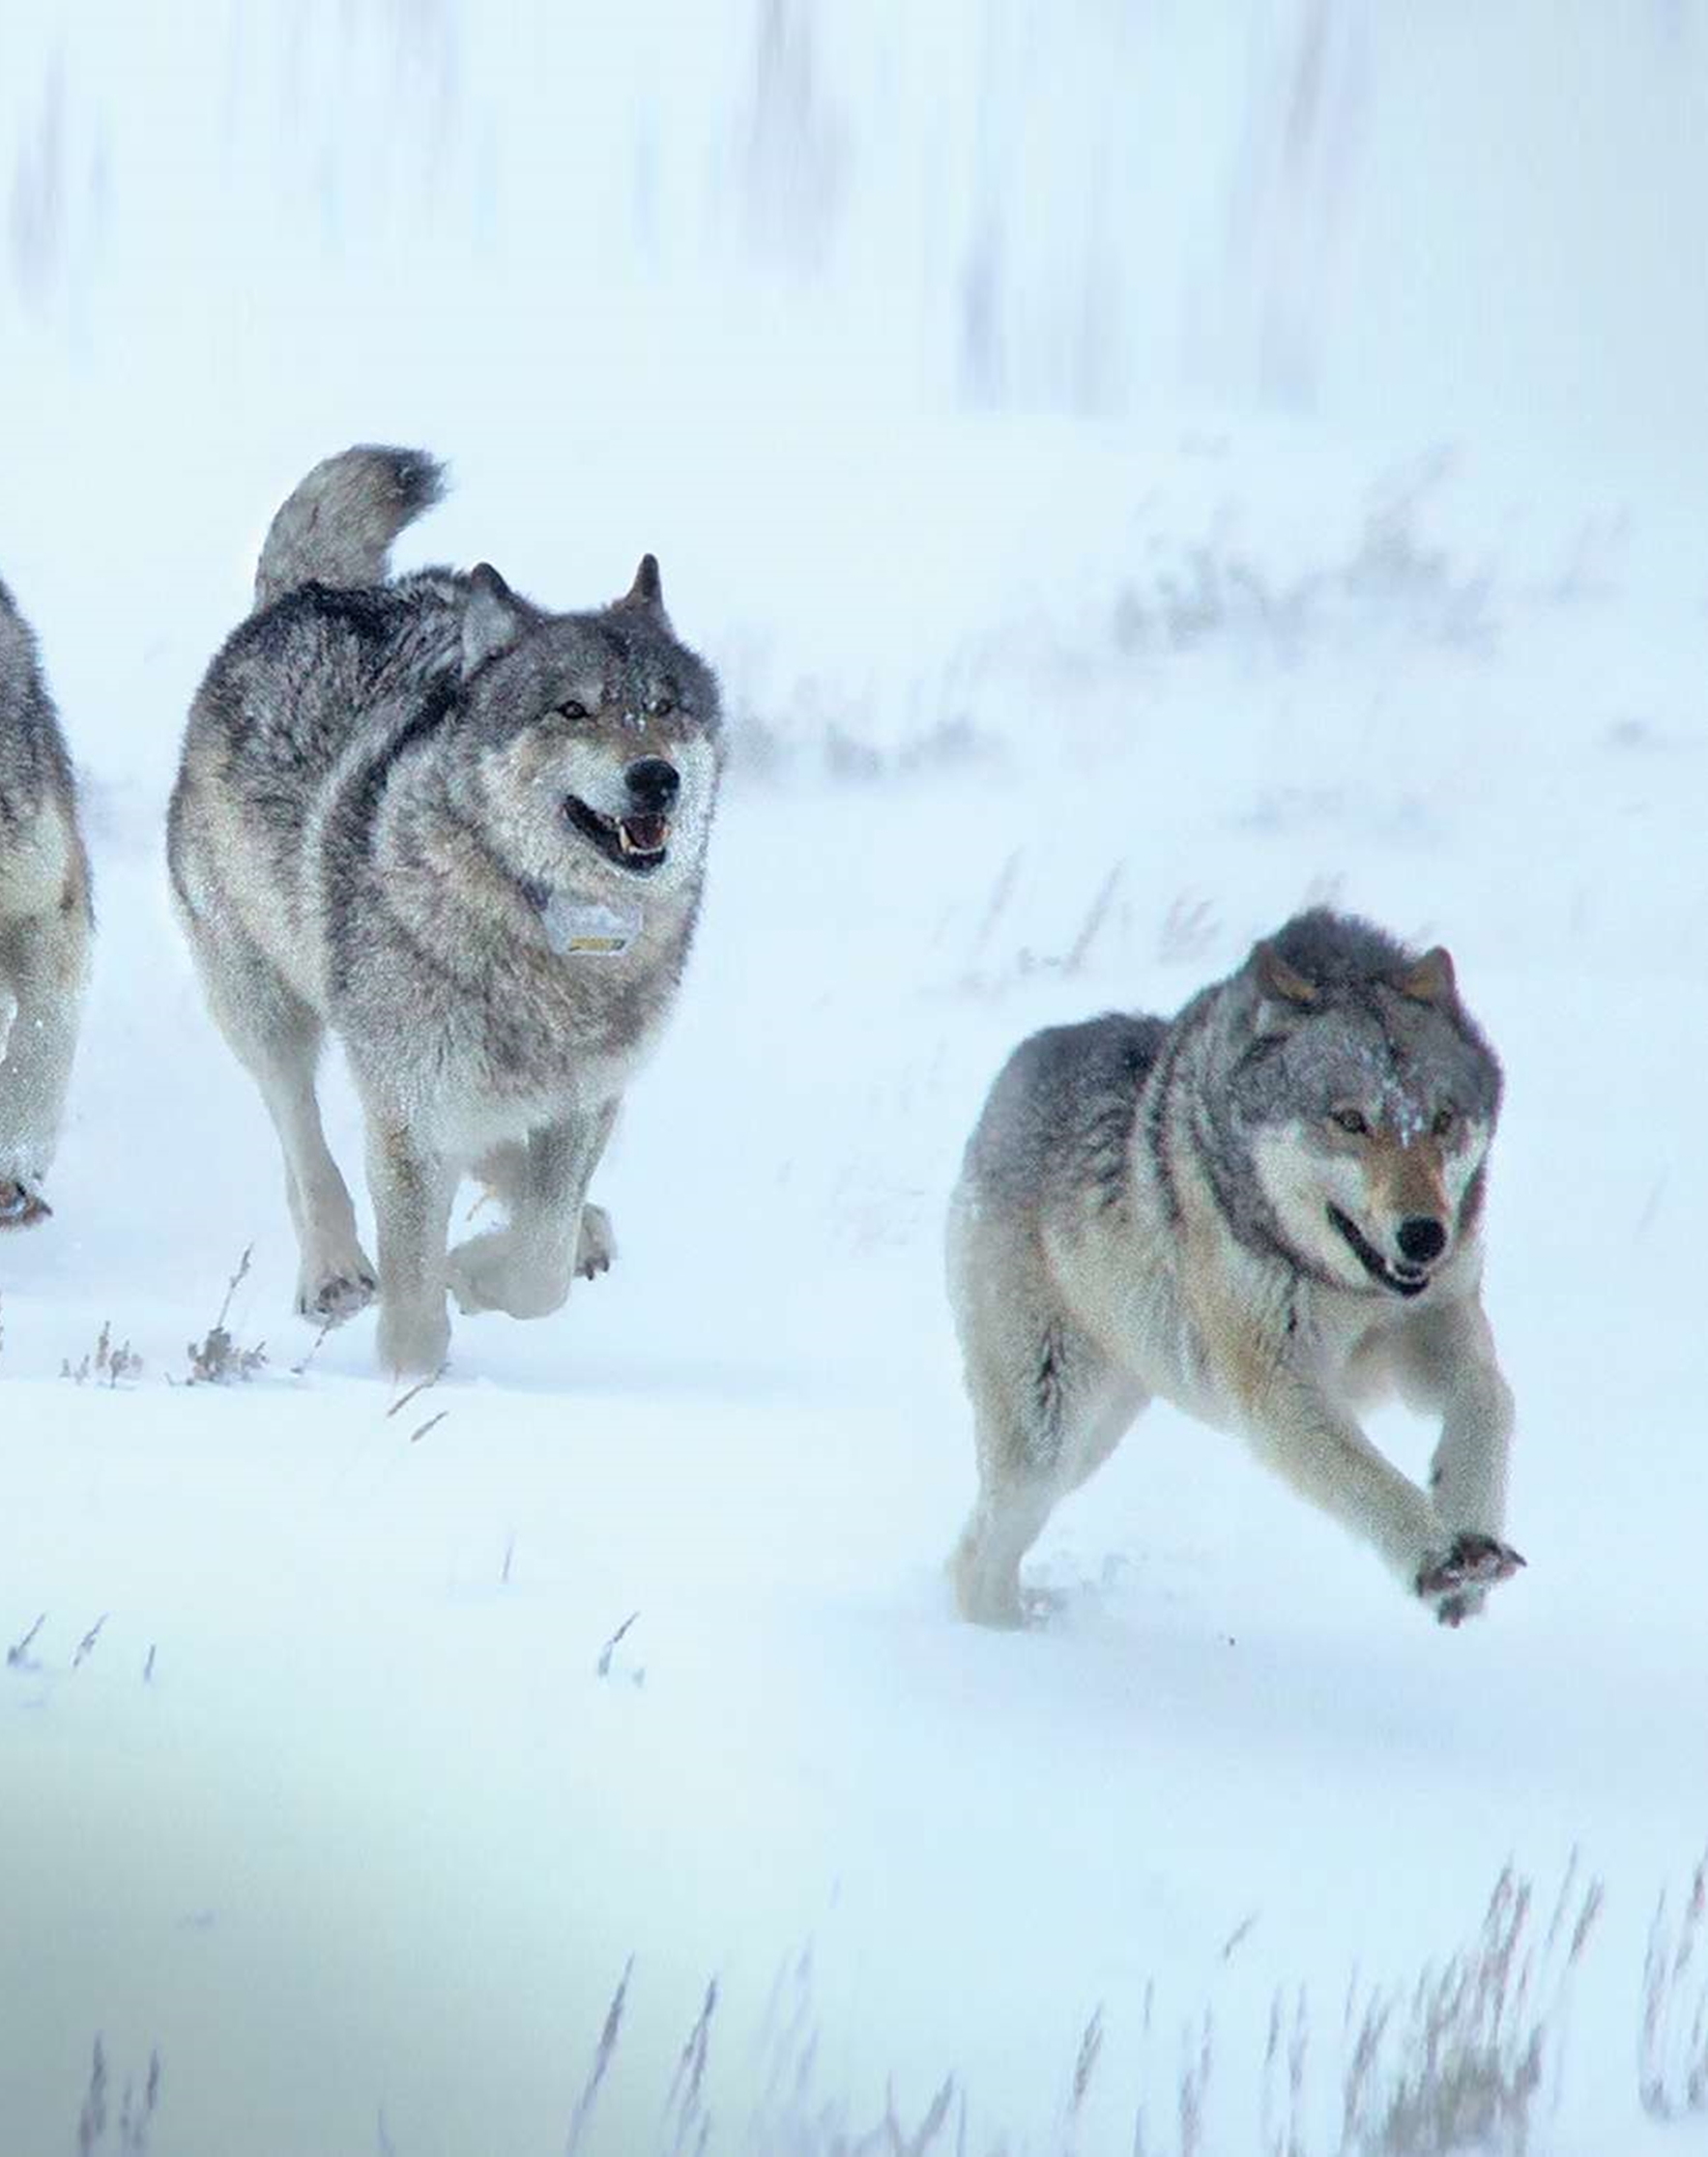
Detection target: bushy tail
<box><xmin>252</xmin><ymin>445</ymin><xmax>446</xmax><ymax>614</ymax></box>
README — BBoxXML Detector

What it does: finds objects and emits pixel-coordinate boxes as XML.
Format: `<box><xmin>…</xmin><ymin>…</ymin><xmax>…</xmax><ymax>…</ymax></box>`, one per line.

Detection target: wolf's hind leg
<box><xmin>180</xmin><ymin>912</ymin><xmax>373</xmax><ymax>1323</ymax></box>
<box><xmin>950</xmin><ymin>1299</ymin><xmax>1144</xmax><ymax>1628</ymax></box>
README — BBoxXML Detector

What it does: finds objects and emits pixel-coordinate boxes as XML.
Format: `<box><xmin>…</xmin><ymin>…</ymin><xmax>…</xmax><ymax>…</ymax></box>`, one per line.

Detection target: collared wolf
<box><xmin>169</xmin><ymin>446</ymin><xmax>723</xmax><ymax>1375</ymax></box>
<box><xmin>0</xmin><ymin>581</ymin><xmax>91</xmax><ymax>1226</ymax></box>
<box><xmin>948</xmin><ymin>909</ymin><xmax>1521</xmax><ymax>1628</ymax></box>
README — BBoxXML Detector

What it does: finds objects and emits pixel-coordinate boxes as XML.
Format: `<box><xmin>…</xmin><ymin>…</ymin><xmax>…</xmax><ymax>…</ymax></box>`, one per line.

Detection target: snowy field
<box><xmin>3</xmin><ymin>5</ymin><xmax>1708</xmax><ymax>2152</ymax></box>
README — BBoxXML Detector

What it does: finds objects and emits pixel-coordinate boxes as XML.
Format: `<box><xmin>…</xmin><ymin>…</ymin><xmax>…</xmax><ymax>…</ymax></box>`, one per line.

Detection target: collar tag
<box><xmin>540</xmin><ymin>895</ymin><xmax>642</xmax><ymax>957</ymax></box>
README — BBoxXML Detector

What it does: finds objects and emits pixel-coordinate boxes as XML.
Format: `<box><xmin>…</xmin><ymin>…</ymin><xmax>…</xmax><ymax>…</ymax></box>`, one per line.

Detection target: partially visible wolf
<box><xmin>948</xmin><ymin>909</ymin><xmax>1522</xmax><ymax>1628</ymax></box>
<box><xmin>0</xmin><ymin>581</ymin><xmax>92</xmax><ymax>1225</ymax></box>
<box><xmin>168</xmin><ymin>446</ymin><xmax>723</xmax><ymax>1375</ymax></box>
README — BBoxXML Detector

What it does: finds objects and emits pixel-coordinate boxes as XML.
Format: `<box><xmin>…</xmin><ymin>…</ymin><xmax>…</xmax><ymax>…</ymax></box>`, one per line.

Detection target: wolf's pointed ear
<box><xmin>1392</xmin><ymin>947</ymin><xmax>1457</xmax><ymax>1008</ymax></box>
<box><xmin>1249</xmin><ymin>941</ymin><xmax>1320</xmax><ymax>1038</ymax></box>
<box><xmin>612</xmin><ymin>553</ymin><xmax>671</xmax><ymax>627</ymax></box>
<box><xmin>1254</xmin><ymin>941</ymin><xmax>1320</xmax><ymax>1009</ymax></box>
<box><xmin>462</xmin><ymin>562</ymin><xmax>527</xmax><ymax>675</ymax></box>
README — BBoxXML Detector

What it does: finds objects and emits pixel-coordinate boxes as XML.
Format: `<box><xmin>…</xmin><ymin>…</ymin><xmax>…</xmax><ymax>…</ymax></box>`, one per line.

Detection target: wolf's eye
<box><xmin>652</xmin><ymin>696</ymin><xmax>675</xmax><ymax>718</ymax></box>
<box><xmin>1432</xmin><ymin>1106</ymin><xmax>1457</xmax><ymax>1138</ymax></box>
<box><xmin>558</xmin><ymin>699</ymin><xmax>589</xmax><ymax>721</ymax></box>
<box><xmin>1329</xmin><ymin>1106</ymin><xmax>1370</xmax><ymax>1136</ymax></box>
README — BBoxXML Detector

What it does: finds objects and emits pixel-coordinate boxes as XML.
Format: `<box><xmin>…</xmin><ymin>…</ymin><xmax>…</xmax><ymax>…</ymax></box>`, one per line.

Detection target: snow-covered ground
<box><xmin>3</xmin><ymin>6</ymin><xmax>1708</xmax><ymax>2152</ymax></box>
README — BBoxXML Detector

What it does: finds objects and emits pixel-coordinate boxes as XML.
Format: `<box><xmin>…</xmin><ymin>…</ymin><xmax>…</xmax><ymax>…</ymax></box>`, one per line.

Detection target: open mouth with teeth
<box><xmin>563</xmin><ymin>798</ymin><xmax>670</xmax><ymax>875</ymax></box>
<box><xmin>1327</xmin><ymin>1206</ymin><xmax>1432</xmax><ymax>1297</ymax></box>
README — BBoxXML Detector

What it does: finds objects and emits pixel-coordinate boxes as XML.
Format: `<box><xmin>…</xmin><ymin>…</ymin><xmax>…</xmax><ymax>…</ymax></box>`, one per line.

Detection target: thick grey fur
<box><xmin>169</xmin><ymin>445</ymin><xmax>724</xmax><ymax>1374</ymax></box>
<box><xmin>948</xmin><ymin>908</ymin><xmax>1520</xmax><ymax>1629</ymax></box>
<box><xmin>0</xmin><ymin>580</ymin><xmax>92</xmax><ymax>1220</ymax></box>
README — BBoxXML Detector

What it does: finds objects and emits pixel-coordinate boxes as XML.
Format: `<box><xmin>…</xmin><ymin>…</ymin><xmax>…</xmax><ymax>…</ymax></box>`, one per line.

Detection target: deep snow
<box><xmin>3</xmin><ymin>6</ymin><xmax>1708</xmax><ymax>2153</ymax></box>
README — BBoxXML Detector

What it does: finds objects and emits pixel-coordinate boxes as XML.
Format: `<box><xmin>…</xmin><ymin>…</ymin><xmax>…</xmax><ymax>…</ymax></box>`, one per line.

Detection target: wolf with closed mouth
<box><xmin>948</xmin><ymin>909</ymin><xmax>1521</xmax><ymax>1628</ymax></box>
<box><xmin>0</xmin><ymin>580</ymin><xmax>92</xmax><ymax>1227</ymax></box>
<box><xmin>168</xmin><ymin>446</ymin><xmax>723</xmax><ymax>1375</ymax></box>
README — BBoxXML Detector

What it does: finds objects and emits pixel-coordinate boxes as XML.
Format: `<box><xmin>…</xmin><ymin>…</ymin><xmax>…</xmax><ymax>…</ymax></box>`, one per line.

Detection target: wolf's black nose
<box><xmin>1397</xmin><ymin>1216</ymin><xmax>1447</xmax><ymax>1266</ymax></box>
<box><xmin>625</xmin><ymin>757</ymin><xmax>680</xmax><ymax>812</ymax></box>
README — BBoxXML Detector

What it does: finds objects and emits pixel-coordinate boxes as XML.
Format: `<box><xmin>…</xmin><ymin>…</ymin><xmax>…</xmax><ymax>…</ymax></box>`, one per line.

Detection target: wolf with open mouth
<box><xmin>947</xmin><ymin>908</ymin><xmax>1522</xmax><ymax>1630</ymax></box>
<box><xmin>168</xmin><ymin>446</ymin><xmax>723</xmax><ymax>1375</ymax></box>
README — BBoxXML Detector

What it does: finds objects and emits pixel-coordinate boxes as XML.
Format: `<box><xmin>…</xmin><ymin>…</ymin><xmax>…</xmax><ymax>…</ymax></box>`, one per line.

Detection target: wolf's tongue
<box><xmin>620</xmin><ymin>814</ymin><xmax>669</xmax><ymax>855</ymax></box>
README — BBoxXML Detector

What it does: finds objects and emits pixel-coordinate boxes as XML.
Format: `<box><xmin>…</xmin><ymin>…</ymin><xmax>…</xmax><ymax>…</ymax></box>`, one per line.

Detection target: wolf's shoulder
<box><xmin>966</xmin><ymin>1010</ymin><xmax>1167</xmax><ymax>1199</ymax></box>
<box><xmin>998</xmin><ymin>1011</ymin><xmax>1169</xmax><ymax>1099</ymax></box>
<box><xmin>187</xmin><ymin>567</ymin><xmax>467</xmax><ymax>763</ymax></box>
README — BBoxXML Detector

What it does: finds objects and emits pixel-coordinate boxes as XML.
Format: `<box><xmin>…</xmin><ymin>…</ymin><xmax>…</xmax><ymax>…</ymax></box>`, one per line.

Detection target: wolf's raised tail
<box><xmin>252</xmin><ymin>445</ymin><xmax>446</xmax><ymax>614</ymax></box>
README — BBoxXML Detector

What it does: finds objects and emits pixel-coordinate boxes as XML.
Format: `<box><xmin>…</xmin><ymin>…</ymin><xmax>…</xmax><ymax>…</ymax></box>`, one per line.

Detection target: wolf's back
<box><xmin>252</xmin><ymin>446</ymin><xmax>446</xmax><ymax>615</ymax></box>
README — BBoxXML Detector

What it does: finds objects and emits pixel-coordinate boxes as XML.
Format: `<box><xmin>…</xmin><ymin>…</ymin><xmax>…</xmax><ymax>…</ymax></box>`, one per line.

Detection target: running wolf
<box><xmin>168</xmin><ymin>446</ymin><xmax>723</xmax><ymax>1375</ymax></box>
<box><xmin>948</xmin><ymin>909</ymin><xmax>1521</xmax><ymax>1628</ymax></box>
<box><xmin>0</xmin><ymin>581</ymin><xmax>92</xmax><ymax>1226</ymax></box>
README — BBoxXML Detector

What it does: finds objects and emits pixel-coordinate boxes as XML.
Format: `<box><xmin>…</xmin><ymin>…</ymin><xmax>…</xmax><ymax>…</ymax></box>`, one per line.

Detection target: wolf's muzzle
<box><xmin>1327</xmin><ymin>1206</ymin><xmax>1432</xmax><ymax>1297</ymax></box>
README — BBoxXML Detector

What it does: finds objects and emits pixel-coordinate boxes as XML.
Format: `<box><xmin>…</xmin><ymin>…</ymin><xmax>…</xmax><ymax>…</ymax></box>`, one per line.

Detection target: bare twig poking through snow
<box><xmin>1058</xmin><ymin>2005</ymin><xmax>1104</xmax><ymax>2150</ymax></box>
<box><xmin>407</xmin><ymin>1410</ymin><xmax>448</xmax><ymax>1445</ymax></box>
<box><xmin>49</xmin><ymin>1875</ymin><xmax>1633</xmax><ymax>2157</ymax></box>
<box><xmin>956</xmin><ymin>856</ymin><xmax>1133</xmax><ymax>998</ymax></box>
<box><xmin>61</xmin><ymin>1321</ymin><xmax>143</xmax><ymax>1387</ymax></box>
<box><xmin>1158</xmin><ymin>894</ymin><xmax>1221</xmax><ymax>968</ymax></box>
<box><xmin>72</xmin><ymin>1613</ymin><xmax>107</xmax><ymax>1669</ymax></box>
<box><xmin>76</xmin><ymin>2037</ymin><xmax>159</xmax><ymax>2155</ymax></box>
<box><xmin>75</xmin><ymin>2037</ymin><xmax>106</xmax><ymax>2156</ymax></box>
<box><xmin>1061</xmin><ymin>863</ymin><xmax>1123</xmax><ymax>976</ymax></box>
<box><xmin>879</xmin><ymin>2074</ymin><xmax>955</xmax><ymax>2154</ymax></box>
<box><xmin>564</xmin><ymin>1960</ymin><xmax>633</xmax><ymax>2155</ymax></box>
<box><xmin>185</xmin><ymin>1247</ymin><xmax>267</xmax><ymax>1384</ymax></box>
<box><xmin>386</xmin><ymin>1367</ymin><xmax>444</xmax><ymax>1421</ymax></box>
<box><xmin>1640</xmin><ymin>1851</ymin><xmax>1708</xmax><ymax>2119</ymax></box>
<box><xmin>595</xmin><ymin>1611</ymin><xmax>643</xmax><ymax>1682</ymax></box>
<box><xmin>291</xmin><ymin>1314</ymin><xmax>337</xmax><ymax>1379</ymax></box>
<box><xmin>6</xmin><ymin>1610</ymin><xmax>46</xmax><ymax>1670</ymax></box>
<box><xmin>1341</xmin><ymin>1859</ymin><xmax>1603</xmax><ymax>2156</ymax></box>
<box><xmin>663</xmin><ymin>1978</ymin><xmax>720</xmax><ymax>2153</ymax></box>
<box><xmin>1178</xmin><ymin>2009</ymin><xmax>1214</xmax><ymax>2157</ymax></box>
<box><xmin>1259</xmin><ymin>1983</ymin><xmax>1311</xmax><ymax>2157</ymax></box>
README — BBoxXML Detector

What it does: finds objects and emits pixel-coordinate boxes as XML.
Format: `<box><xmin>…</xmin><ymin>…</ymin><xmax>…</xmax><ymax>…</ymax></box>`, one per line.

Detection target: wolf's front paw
<box><xmin>448</xmin><ymin>1231</ymin><xmax>569</xmax><ymax>1321</ymax></box>
<box><xmin>575</xmin><ymin>1203</ymin><xmax>616</xmax><ymax>1280</ymax></box>
<box><xmin>297</xmin><ymin>1261</ymin><xmax>377</xmax><ymax>1326</ymax></box>
<box><xmin>1417</xmin><ymin>1531</ymin><xmax>1524</xmax><ymax>1625</ymax></box>
<box><xmin>0</xmin><ymin>1181</ymin><xmax>50</xmax><ymax>1229</ymax></box>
